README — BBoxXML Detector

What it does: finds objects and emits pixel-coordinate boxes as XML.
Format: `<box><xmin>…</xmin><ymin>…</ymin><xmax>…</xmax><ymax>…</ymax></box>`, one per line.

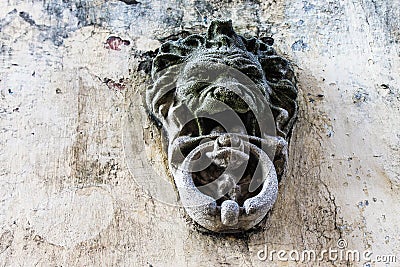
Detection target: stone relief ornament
<box><xmin>146</xmin><ymin>20</ymin><xmax>298</xmax><ymax>233</ymax></box>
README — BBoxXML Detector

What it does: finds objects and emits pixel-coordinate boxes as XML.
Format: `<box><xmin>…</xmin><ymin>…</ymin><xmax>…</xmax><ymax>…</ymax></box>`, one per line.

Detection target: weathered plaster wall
<box><xmin>0</xmin><ymin>0</ymin><xmax>399</xmax><ymax>266</ymax></box>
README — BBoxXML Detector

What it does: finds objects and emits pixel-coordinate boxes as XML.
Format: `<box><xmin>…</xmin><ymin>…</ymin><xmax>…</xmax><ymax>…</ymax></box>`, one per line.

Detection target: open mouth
<box><xmin>168</xmin><ymin>125</ymin><xmax>283</xmax><ymax>232</ymax></box>
<box><xmin>192</xmin><ymin>148</ymin><xmax>262</xmax><ymax>207</ymax></box>
<box><xmin>190</xmin><ymin>113</ymin><xmax>260</xmax><ymax>136</ymax></box>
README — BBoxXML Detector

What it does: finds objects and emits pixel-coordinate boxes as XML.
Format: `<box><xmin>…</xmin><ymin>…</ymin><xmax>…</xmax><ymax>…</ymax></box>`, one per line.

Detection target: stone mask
<box><xmin>146</xmin><ymin>20</ymin><xmax>297</xmax><ymax>233</ymax></box>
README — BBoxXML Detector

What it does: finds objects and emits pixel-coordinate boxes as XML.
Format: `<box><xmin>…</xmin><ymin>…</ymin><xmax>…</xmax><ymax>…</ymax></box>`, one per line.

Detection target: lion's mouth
<box><xmin>190</xmin><ymin>135</ymin><xmax>264</xmax><ymax>207</ymax></box>
<box><xmin>168</xmin><ymin>128</ymin><xmax>281</xmax><ymax>232</ymax></box>
<box><xmin>177</xmin><ymin>109</ymin><xmax>269</xmax><ymax>140</ymax></box>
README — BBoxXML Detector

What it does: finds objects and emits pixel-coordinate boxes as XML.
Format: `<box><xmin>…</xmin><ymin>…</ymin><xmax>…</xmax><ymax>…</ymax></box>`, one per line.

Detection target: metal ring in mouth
<box><xmin>172</xmin><ymin>134</ymin><xmax>278</xmax><ymax>233</ymax></box>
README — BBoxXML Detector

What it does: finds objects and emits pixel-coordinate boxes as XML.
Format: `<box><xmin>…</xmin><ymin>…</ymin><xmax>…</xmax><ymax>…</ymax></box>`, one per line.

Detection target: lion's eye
<box><xmin>178</xmin><ymin>81</ymin><xmax>209</xmax><ymax>96</ymax></box>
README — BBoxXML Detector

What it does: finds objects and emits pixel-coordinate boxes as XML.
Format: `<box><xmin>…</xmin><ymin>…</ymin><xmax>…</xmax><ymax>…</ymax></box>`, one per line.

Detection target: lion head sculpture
<box><xmin>146</xmin><ymin>20</ymin><xmax>297</xmax><ymax>233</ymax></box>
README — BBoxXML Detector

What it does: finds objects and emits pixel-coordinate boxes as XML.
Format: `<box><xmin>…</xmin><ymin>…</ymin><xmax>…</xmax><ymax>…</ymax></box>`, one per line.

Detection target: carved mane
<box><xmin>147</xmin><ymin>20</ymin><xmax>298</xmax><ymax>138</ymax></box>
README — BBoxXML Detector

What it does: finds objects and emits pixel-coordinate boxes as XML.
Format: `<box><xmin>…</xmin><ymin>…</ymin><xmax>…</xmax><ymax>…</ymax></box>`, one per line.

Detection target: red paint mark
<box><xmin>104</xmin><ymin>78</ymin><xmax>127</xmax><ymax>91</ymax></box>
<box><xmin>105</xmin><ymin>36</ymin><xmax>131</xmax><ymax>51</ymax></box>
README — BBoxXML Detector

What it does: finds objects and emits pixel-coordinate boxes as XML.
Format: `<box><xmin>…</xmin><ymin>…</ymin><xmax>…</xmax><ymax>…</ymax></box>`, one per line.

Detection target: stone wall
<box><xmin>0</xmin><ymin>0</ymin><xmax>399</xmax><ymax>266</ymax></box>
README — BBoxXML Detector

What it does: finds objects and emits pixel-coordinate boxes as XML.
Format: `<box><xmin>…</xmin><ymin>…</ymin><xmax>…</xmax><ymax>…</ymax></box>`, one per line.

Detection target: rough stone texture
<box><xmin>145</xmin><ymin>20</ymin><xmax>297</xmax><ymax>233</ymax></box>
<box><xmin>0</xmin><ymin>0</ymin><xmax>399</xmax><ymax>266</ymax></box>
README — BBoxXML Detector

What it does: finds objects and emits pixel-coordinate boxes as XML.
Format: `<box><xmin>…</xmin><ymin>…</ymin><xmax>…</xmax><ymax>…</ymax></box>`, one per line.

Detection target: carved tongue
<box><xmin>221</xmin><ymin>200</ymin><xmax>239</xmax><ymax>226</ymax></box>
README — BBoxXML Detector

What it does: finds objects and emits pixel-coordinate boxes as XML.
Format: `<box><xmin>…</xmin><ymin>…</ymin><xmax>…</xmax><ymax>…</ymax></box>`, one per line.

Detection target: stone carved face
<box><xmin>146</xmin><ymin>20</ymin><xmax>297</xmax><ymax>233</ymax></box>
